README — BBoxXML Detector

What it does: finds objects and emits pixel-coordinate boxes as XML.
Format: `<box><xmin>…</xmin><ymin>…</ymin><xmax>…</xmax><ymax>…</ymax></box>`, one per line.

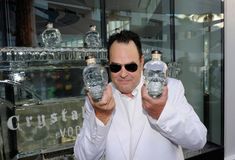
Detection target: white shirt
<box><xmin>74</xmin><ymin>78</ymin><xmax>207</xmax><ymax>160</ymax></box>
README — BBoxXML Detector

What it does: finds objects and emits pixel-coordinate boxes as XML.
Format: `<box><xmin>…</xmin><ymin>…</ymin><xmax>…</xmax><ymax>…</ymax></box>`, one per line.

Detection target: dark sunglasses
<box><xmin>109</xmin><ymin>62</ymin><xmax>138</xmax><ymax>73</ymax></box>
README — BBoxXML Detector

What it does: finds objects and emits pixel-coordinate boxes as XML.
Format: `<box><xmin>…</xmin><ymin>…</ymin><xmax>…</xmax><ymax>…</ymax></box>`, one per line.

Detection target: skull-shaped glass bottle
<box><xmin>83</xmin><ymin>55</ymin><xmax>108</xmax><ymax>102</ymax></box>
<box><xmin>143</xmin><ymin>50</ymin><xmax>168</xmax><ymax>98</ymax></box>
<box><xmin>41</xmin><ymin>23</ymin><xmax>62</xmax><ymax>48</ymax></box>
<box><xmin>84</xmin><ymin>25</ymin><xmax>101</xmax><ymax>48</ymax></box>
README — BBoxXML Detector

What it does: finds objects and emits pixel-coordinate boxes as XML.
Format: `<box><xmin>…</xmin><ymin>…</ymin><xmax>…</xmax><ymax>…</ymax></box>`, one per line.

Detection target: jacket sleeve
<box><xmin>74</xmin><ymin>97</ymin><xmax>112</xmax><ymax>160</ymax></box>
<box><xmin>147</xmin><ymin>79</ymin><xmax>207</xmax><ymax>150</ymax></box>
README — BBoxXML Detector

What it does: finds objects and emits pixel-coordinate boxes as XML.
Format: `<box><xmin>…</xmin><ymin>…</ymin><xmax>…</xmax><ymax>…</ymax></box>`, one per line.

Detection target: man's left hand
<box><xmin>141</xmin><ymin>85</ymin><xmax>168</xmax><ymax>119</ymax></box>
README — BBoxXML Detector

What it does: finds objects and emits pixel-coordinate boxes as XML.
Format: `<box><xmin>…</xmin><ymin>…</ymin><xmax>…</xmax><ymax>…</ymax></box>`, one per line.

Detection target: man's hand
<box><xmin>141</xmin><ymin>85</ymin><xmax>168</xmax><ymax>119</ymax></box>
<box><xmin>87</xmin><ymin>84</ymin><xmax>115</xmax><ymax>125</ymax></box>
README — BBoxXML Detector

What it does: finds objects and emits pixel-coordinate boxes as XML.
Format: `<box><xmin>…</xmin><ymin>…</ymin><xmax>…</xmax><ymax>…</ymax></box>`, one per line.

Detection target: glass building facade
<box><xmin>0</xmin><ymin>0</ymin><xmax>224</xmax><ymax>159</ymax></box>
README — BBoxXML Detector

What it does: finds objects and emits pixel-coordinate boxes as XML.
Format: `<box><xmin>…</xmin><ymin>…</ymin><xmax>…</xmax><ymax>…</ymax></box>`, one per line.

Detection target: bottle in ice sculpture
<box><xmin>41</xmin><ymin>23</ymin><xmax>62</xmax><ymax>47</ymax></box>
<box><xmin>84</xmin><ymin>25</ymin><xmax>101</xmax><ymax>48</ymax></box>
<box><xmin>144</xmin><ymin>50</ymin><xmax>168</xmax><ymax>98</ymax></box>
<box><xmin>83</xmin><ymin>55</ymin><xmax>108</xmax><ymax>102</ymax></box>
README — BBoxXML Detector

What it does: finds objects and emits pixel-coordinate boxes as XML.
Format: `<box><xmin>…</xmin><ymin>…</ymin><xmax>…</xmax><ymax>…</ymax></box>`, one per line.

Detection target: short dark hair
<box><xmin>107</xmin><ymin>30</ymin><xmax>142</xmax><ymax>60</ymax></box>
<box><xmin>89</xmin><ymin>24</ymin><xmax>95</xmax><ymax>28</ymax></box>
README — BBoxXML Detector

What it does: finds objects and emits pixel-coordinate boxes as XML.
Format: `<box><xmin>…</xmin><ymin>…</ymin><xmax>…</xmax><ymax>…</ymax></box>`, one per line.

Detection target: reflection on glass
<box><xmin>175</xmin><ymin>1</ymin><xmax>224</xmax><ymax>157</ymax></box>
<box><xmin>167</xmin><ymin>62</ymin><xmax>181</xmax><ymax>78</ymax></box>
<box><xmin>0</xmin><ymin>47</ymin><xmax>107</xmax><ymax>63</ymax></box>
<box><xmin>0</xmin><ymin>47</ymin><xmax>108</xmax><ymax>101</ymax></box>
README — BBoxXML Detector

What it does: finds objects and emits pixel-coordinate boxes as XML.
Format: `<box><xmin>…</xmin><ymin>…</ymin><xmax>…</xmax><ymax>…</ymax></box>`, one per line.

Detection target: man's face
<box><xmin>109</xmin><ymin>40</ymin><xmax>144</xmax><ymax>96</ymax></box>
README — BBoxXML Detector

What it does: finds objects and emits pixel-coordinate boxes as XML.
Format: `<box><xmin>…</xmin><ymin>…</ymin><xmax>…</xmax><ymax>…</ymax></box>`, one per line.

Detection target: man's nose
<box><xmin>120</xmin><ymin>66</ymin><xmax>128</xmax><ymax>78</ymax></box>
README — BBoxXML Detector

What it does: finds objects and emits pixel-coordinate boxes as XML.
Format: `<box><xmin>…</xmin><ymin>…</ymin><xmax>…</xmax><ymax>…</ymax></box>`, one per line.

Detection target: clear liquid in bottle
<box><xmin>84</xmin><ymin>25</ymin><xmax>101</xmax><ymax>48</ymax></box>
<box><xmin>83</xmin><ymin>55</ymin><xmax>108</xmax><ymax>102</ymax></box>
<box><xmin>144</xmin><ymin>50</ymin><xmax>168</xmax><ymax>98</ymax></box>
<box><xmin>41</xmin><ymin>23</ymin><xmax>62</xmax><ymax>48</ymax></box>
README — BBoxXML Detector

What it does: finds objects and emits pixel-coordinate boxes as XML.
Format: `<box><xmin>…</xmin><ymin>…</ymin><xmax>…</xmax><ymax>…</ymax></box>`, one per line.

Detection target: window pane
<box><xmin>105</xmin><ymin>0</ymin><xmax>171</xmax><ymax>62</ymax></box>
<box><xmin>174</xmin><ymin>0</ymin><xmax>224</xmax><ymax>158</ymax></box>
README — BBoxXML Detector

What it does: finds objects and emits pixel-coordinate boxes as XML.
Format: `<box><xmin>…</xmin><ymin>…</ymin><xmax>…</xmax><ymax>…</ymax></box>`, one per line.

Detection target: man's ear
<box><xmin>140</xmin><ymin>55</ymin><xmax>144</xmax><ymax>67</ymax></box>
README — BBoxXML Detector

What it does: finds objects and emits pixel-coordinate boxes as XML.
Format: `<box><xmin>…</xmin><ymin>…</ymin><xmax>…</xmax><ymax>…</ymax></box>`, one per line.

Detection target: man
<box><xmin>74</xmin><ymin>30</ymin><xmax>207</xmax><ymax>160</ymax></box>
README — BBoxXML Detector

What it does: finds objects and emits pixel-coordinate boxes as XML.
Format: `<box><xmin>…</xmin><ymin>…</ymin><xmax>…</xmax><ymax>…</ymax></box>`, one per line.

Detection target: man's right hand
<box><xmin>87</xmin><ymin>84</ymin><xmax>115</xmax><ymax>125</ymax></box>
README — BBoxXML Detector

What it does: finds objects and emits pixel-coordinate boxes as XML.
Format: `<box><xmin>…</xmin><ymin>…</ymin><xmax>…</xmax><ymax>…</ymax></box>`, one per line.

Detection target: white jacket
<box><xmin>74</xmin><ymin>78</ymin><xmax>207</xmax><ymax>160</ymax></box>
